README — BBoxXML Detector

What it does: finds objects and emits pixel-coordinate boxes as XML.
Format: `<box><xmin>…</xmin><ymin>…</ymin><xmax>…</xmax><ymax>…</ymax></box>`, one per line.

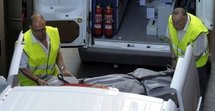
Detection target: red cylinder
<box><xmin>104</xmin><ymin>5</ymin><xmax>114</xmax><ymax>38</ymax></box>
<box><xmin>93</xmin><ymin>4</ymin><xmax>103</xmax><ymax>37</ymax></box>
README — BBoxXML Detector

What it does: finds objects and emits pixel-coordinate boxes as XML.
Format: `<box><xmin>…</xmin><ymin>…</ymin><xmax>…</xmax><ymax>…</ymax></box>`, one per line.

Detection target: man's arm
<box><xmin>20</xmin><ymin>68</ymin><xmax>48</xmax><ymax>85</ymax></box>
<box><xmin>166</xmin><ymin>26</ymin><xmax>177</xmax><ymax>68</ymax></box>
<box><xmin>56</xmin><ymin>49</ymin><xmax>73</xmax><ymax>76</ymax></box>
<box><xmin>19</xmin><ymin>52</ymin><xmax>48</xmax><ymax>85</ymax></box>
<box><xmin>193</xmin><ymin>33</ymin><xmax>208</xmax><ymax>59</ymax></box>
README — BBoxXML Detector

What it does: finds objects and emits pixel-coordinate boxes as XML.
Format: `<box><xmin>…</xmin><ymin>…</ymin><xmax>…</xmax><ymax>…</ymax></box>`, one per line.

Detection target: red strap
<box><xmin>62</xmin><ymin>83</ymin><xmax>109</xmax><ymax>89</ymax></box>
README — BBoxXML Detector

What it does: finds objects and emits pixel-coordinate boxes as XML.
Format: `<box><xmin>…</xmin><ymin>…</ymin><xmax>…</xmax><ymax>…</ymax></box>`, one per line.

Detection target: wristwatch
<box><xmin>60</xmin><ymin>65</ymin><xmax>65</xmax><ymax>72</ymax></box>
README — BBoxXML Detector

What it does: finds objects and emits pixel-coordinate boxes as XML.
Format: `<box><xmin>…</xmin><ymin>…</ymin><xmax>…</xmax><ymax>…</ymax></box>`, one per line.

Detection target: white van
<box><xmin>33</xmin><ymin>0</ymin><xmax>213</xmax><ymax>66</ymax></box>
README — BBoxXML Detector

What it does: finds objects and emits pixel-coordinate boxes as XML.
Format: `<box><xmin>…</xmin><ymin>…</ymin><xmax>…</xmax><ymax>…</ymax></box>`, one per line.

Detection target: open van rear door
<box><xmin>196</xmin><ymin>0</ymin><xmax>214</xmax><ymax>30</ymax></box>
<box><xmin>34</xmin><ymin>0</ymin><xmax>91</xmax><ymax>47</ymax></box>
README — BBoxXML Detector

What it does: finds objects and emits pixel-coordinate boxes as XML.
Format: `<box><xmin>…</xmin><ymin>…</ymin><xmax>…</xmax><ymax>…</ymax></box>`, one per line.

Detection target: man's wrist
<box><xmin>35</xmin><ymin>77</ymin><xmax>40</xmax><ymax>83</ymax></box>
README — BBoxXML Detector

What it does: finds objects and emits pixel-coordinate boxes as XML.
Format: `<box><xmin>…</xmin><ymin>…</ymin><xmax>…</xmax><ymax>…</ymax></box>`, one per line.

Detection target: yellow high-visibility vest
<box><xmin>19</xmin><ymin>26</ymin><xmax>60</xmax><ymax>86</ymax></box>
<box><xmin>168</xmin><ymin>13</ymin><xmax>208</xmax><ymax>68</ymax></box>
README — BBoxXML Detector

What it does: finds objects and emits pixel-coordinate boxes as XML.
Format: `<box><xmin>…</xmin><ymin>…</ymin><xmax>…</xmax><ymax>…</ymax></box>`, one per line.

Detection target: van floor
<box><xmin>95</xmin><ymin>0</ymin><xmax>166</xmax><ymax>43</ymax></box>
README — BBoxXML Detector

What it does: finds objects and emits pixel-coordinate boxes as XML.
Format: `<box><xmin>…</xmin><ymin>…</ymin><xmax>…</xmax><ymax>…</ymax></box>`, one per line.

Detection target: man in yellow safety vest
<box><xmin>167</xmin><ymin>7</ymin><xmax>210</xmax><ymax>96</ymax></box>
<box><xmin>18</xmin><ymin>14</ymin><xmax>73</xmax><ymax>86</ymax></box>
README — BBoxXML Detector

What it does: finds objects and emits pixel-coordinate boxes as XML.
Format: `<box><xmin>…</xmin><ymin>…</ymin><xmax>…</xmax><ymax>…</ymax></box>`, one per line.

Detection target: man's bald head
<box><xmin>30</xmin><ymin>14</ymin><xmax>46</xmax><ymax>27</ymax></box>
<box><xmin>30</xmin><ymin>14</ymin><xmax>47</xmax><ymax>41</ymax></box>
<box><xmin>172</xmin><ymin>8</ymin><xmax>187</xmax><ymax>31</ymax></box>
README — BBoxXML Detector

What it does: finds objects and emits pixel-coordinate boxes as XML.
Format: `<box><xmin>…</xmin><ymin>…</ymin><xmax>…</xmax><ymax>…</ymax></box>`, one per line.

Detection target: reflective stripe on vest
<box><xmin>168</xmin><ymin>13</ymin><xmax>208</xmax><ymax>67</ymax></box>
<box><xmin>19</xmin><ymin>26</ymin><xmax>60</xmax><ymax>86</ymax></box>
<box><xmin>29</xmin><ymin>64</ymin><xmax>55</xmax><ymax>73</ymax></box>
<box><xmin>172</xmin><ymin>44</ymin><xmax>185</xmax><ymax>56</ymax></box>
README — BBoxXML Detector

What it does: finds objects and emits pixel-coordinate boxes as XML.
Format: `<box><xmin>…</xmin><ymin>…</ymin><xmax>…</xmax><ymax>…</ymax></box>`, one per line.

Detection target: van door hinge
<box><xmin>87</xmin><ymin>12</ymin><xmax>92</xmax><ymax>33</ymax></box>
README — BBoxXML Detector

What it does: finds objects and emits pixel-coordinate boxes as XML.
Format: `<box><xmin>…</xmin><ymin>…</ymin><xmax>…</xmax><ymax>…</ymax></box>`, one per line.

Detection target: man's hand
<box><xmin>62</xmin><ymin>69</ymin><xmax>73</xmax><ymax>77</ymax></box>
<box><xmin>37</xmin><ymin>79</ymin><xmax>48</xmax><ymax>86</ymax></box>
<box><xmin>171</xmin><ymin>59</ymin><xmax>177</xmax><ymax>69</ymax></box>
